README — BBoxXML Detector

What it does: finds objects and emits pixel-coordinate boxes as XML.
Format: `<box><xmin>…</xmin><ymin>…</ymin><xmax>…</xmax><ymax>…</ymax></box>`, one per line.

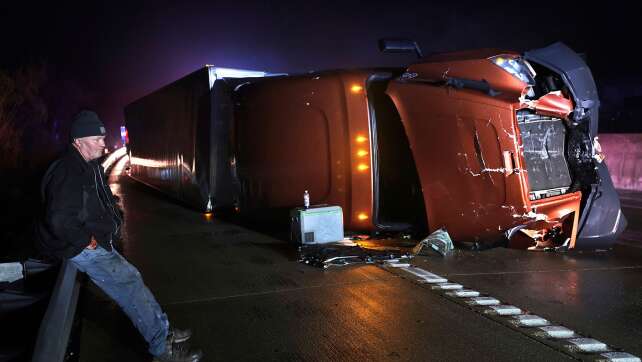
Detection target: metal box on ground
<box><xmin>290</xmin><ymin>206</ymin><xmax>344</xmax><ymax>244</ymax></box>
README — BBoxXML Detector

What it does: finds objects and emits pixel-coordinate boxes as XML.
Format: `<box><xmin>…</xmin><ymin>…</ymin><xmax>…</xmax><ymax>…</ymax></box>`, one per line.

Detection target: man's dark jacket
<box><xmin>36</xmin><ymin>147</ymin><xmax>122</xmax><ymax>260</ymax></box>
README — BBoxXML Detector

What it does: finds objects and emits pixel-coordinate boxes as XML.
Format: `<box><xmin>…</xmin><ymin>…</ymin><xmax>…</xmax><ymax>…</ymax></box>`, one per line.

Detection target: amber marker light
<box><xmin>350</xmin><ymin>84</ymin><xmax>363</xmax><ymax>93</ymax></box>
<box><xmin>357</xmin><ymin>163</ymin><xmax>369</xmax><ymax>172</ymax></box>
<box><xmin>357</xmin><ymin>213</ymin><xmax>369</xmax><ymax>221</ymax></box>
<box><xmin>355</xmin><ymin>135</ymin><xmax>367</xmax><ymax>143</ymax></box>
<box><xmin>203</xmin><ymin>212</ymin><xmax>214</xmax><ymax>222</ymax></box>
<box><xmin>356</xmin><ymin>149</ymin><xmax>368</xmax><ymax>157</ymax></box>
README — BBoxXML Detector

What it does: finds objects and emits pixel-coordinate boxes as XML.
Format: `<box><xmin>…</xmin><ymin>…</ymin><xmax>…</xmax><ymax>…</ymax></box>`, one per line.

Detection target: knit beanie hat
<box><xmin>70</xmin><ymin>110</ymin><xmax>106</xmax><ymax>139</ymax></box>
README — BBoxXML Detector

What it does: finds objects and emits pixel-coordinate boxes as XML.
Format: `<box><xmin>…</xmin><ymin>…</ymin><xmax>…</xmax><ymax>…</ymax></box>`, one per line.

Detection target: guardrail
<box><xmin>31</xmin><ymin>261</ymin><xmax>80</xmax><ymax>362</ymax></box>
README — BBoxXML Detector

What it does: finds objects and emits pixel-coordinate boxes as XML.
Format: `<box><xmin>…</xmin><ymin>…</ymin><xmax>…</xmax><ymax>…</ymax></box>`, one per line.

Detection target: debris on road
<box><xmin>0</xmin><ymin>262</ymin><xmax>23</xmax><ymax>283</ymax></box>
<box><xmin>412</xmin><ymin>228</ymin><xmax>454</xmax><ymax>256</ymax></box>
<box><xmin>298</xmin><ymin>241</ymin><xmax>412</xmax><ymax>269</ymax></box>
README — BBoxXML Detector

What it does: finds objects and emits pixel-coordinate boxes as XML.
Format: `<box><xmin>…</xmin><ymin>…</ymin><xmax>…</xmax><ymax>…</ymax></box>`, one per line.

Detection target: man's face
<box><xmin>74</xmin><ymin>136</ymin><xmax>106</xmax><ymax>161</ymax></box>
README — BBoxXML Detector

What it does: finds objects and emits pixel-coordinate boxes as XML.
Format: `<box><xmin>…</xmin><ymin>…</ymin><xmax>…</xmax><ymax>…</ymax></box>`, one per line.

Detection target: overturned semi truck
<box><xmin>125</xmin><ymin>42</ymin><xmax>626</xmax><ymax>250</ymax></box>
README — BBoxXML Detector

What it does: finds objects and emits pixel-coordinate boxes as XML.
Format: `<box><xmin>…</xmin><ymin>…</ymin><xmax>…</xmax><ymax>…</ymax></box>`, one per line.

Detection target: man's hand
<box><xmin>86</xmin><ymin>236</ymin><xmax>98</xmax><ymax>250</ymax></box>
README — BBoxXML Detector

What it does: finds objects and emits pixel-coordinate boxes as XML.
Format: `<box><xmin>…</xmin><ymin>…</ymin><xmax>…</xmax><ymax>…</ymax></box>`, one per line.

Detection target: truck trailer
<box><xmin>124</xmin><ymin>42</ymin><xmax>626</xmax><ymax>250</ymax></box>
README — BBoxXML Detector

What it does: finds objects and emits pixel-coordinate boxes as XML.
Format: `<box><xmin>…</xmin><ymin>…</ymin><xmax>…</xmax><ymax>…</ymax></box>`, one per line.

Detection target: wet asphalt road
<box><xmin>77</xmin><ymin>157</ymin><xmax>642</xmax><ymax>361</ymax></box>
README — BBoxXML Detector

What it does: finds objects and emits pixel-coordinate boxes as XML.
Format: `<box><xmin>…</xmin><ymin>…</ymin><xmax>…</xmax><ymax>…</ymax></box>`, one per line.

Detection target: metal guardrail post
<box><xmin>31</xmin><ymin>260</ymin><xmax>80</xmax><ymax>362</ymax></box>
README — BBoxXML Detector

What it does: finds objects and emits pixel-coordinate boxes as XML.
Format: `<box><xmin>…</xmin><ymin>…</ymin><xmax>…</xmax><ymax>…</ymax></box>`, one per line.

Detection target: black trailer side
<box><xmin>125</xmin><ymin>67</ymin><xmax>266</xmax><ymax>211</ymax></box>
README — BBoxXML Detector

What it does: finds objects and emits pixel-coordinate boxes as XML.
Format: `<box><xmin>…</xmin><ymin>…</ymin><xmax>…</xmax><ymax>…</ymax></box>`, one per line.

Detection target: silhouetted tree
<box><xmin>0</xmin><ymin>69</ymin><xmax>23</xmax><ymax>168</ymax></box>
<box><xmin>0</xmin><ymin>63</ymin><xmax>56</xmax><ymax>169</ymax></box>
<box><xmin>0</xmin><ymin>63</ymin><xmax>54</xmax><ymax>259</ymax></box>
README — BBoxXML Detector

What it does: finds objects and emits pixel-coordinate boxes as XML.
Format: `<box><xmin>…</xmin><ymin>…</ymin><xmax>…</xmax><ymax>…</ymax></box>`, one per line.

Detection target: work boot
<box><xmin>153</xmin><ymin>341</ymin><xmax>203</xmax><ymax>362</ymax></box>
<box><xmin>169</xmin><ymin>327</ymin><xmax>192</xmax><ymax>344</ymax></box>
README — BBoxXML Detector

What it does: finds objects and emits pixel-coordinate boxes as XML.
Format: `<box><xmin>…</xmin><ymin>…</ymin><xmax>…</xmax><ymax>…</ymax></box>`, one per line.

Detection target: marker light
<box><xmin>356</xmin><ymin>149</ymin><xmax>368</xmax><ymax>157</ymax></box>
<box><xmin>490</xmin><ymin>55</ymin><xmax>536</xmax><ymax>85</ymax></box>
<box><xmin>357</xmin><ymin>213</ymin><xmax>369</xmax><ymax>221</ymax></box>
<box><xmin>351</xmin><ymin>84</ymin><xmax>363</xmax><ymax>93</ymax></box>
<box><xmin>355</xmin><ymin>135</ymin><xmax>367</xmax><ymax>143</ymax></box>
<box><xmin>357</xmin><ymin>163</ymin><xmax>369</xmax><ymax>172</ymax></box>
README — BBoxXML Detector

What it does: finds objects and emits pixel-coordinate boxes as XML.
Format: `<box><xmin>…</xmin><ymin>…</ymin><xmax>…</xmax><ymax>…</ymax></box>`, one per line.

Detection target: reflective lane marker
<box><xmin>431</xmin><ymin>283</ymin><xmax>463</xmax><ymax>290</ymax></box>
<box><xmin>487</xmin><ymin>305</ymin><xmax>522</xmax><ymax>316</ymax></box>
<box><xmin>385</xmin><ymin>262</ymin><xmax>411</xmax><ymax>268</ymax></box>
<box><xmin>391</xmin><ymin>264</ymin><xmax>640</xmax><ymax>360</ymax></box>
<box><xmin>467</xmin><ymin>296</ymin><xmax>501</xmax><ymax>306</ymax></box>
<box><xmin>383</xmin><ymin>260</ymin><xmax>411</xmax><ymax>268</ymax></box>
<box><xmin>599</xmin><ymin>352</ymin><xmax>642</xmax><ymax>362</ymax></box>
<box><xmin>446</xmin><ymin>289</ymin><xmax>480</xmax><ymax>298</ymax></box>
<box><xmin>512</xmin><ymin>314</ymin><xmax>550</xmax><ymax>327</ymax></box>
<box><xmin>403</xmin><ymin>267</ymin><xmax>448</xmax><ymax>283</ymax></box>
<box><xmin>566</xmin><ymin>338</ymin><xmax>609</xmax><ymax>353</ymax></box>
<box><xmin>539</xmin><ymin>326</ymin><xmax>575</xmax><ymax>339</ymax></box>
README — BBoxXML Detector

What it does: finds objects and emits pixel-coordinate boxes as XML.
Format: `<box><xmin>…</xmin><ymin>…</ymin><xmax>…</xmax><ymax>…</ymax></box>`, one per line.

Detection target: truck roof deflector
<box><xmin>379</xmin><ymin>38</ymin><xmax>423</xmax><ymax>58</ymax></box>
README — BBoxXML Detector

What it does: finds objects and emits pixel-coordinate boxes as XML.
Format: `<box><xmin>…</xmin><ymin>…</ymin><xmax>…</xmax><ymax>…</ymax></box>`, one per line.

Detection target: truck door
<box><xmin>386</xmin><ymin>82</ymin><xmax>528</xmax><ymax>243</ymax></box>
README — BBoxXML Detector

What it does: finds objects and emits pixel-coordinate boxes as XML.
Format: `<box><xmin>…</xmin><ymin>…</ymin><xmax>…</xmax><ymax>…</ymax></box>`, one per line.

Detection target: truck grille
<box><xmin>517</xmin><ymin>111</ymin><xmax>572</xmax><ymax>199</ymax></box>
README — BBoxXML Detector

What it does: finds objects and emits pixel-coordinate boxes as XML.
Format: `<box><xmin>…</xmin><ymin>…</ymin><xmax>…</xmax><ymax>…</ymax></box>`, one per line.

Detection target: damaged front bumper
<box><xmin>507</xmin><ymin>191</ymin><xmax>581</xmax><ymax>250</ymax></box>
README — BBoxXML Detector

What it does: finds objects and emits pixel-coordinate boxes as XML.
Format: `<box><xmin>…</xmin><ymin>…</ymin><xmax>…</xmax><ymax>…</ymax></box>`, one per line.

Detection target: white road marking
<box><xmin>539</xmin><ymin>326</ymin><xmax>575</xmax><ymax>339</ymax></box>
<box><xmin>402</xmin><ymin>266</ymin><xmax>448</xmax><ymax>283</ymax></box>
<box><xmin>393</xmin><ymin>264</ymin><xmax>640</xmax><ymax>360</ymax></box>
<box><xmin>599</xmin><ymin>352</ymin><xmax>642</xmax><ymax>362</ymax></box>
<box><xmin>446</xmin><ymin>289</ymin><xmax>480</xmax><ymax>297</ymax></box>
<box><xmin>567</xmin><ymin>338</ymin><xmax>609</xmax><ymax>353</ymax></box>
<box><xmin>385</xmin><ymin>262</ymin><xmax>411</xmax><ymax>268</ymax></box>
<box><xmin>487</xmin><ymin>305</ymin><xmax>522</xmax><ymax>316</ymax></box>
<box><xmin>467</xmin><ymin>296</ymin><xmax>501</xmax><ymax>306</ymax></box>
<box><xmin>431</xmin><ymin>283</ymin><xmax>463</xmax><ymax>290</ymax></box>
<box><xmin>512</xmin><ymin>314</ymin><xmax>550</xmax><ymax>327</ymax></box>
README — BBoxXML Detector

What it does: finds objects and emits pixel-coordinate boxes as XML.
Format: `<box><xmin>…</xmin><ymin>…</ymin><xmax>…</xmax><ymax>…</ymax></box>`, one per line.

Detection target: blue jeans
<box><xmin>70</xmin><ymin>247</ymin><xmax>169</xmax><ymax>356</ymax></box>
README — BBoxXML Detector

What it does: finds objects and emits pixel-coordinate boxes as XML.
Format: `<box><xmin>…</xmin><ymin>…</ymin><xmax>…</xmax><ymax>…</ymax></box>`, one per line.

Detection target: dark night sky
<box><xmin>1</xmin><ymin>1</ymin><xmax>640</xmax><ymax>140</ymax></box>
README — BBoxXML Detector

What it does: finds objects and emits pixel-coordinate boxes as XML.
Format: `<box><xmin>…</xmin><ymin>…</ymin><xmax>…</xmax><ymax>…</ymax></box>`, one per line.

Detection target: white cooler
<box><xmin>290</xmin><ymin>205</ymin><xmax>344</xmax><ymax>244</ymax></box>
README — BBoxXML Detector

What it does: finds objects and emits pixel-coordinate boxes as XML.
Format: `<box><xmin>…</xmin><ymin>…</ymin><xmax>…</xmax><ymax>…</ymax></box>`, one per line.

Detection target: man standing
<box><xmin>36</xmin><ymin>110</ymin><xmax>202</xmax><ymax>362</ymax></box>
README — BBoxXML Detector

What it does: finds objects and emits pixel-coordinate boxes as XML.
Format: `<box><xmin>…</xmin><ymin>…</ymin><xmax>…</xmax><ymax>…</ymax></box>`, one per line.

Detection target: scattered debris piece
<box><xmin>412</xmin><ymin>228</ymin><xmax>454</xmax><ymax>256</ymax></box>
<box><xmin>347</xmin><ymin>234</ymin><xmax>371</xmax><ymax>241</ymax></box>
<box><xmin>0</xmin><ymin>262</ymin><xmax>24</xmax><ymax>283</ymax></box>
<box><xmin>299</xmin><ymin>243</ymin><xmax>412</xmax><ymax>269</ymax></box>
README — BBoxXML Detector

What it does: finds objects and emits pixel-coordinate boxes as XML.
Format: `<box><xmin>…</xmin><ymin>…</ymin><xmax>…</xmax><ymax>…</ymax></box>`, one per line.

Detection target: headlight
<box><xmin>490</xmin><ymin>55</ymin><xmax>536</xmax><ymax>85</ymax></box>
